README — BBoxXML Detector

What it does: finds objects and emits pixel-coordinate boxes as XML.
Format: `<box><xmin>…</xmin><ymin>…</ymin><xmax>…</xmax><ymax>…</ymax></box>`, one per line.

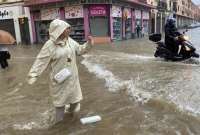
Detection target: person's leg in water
<box><xmin>64</xmin><ymin>102</ymin><xmax>80</xmax><ymax>118</ymax></box>
<box><xmin>55</xmin><ymin>103</ymin><xmax>80</xmax><ymax>121</ymax></box>
<box><xmin>1</xmin><ymin>59</ymin><xmax>7</xmax><ymax>69</ymax></box>
<box><xmin>0</xmin><ymin>59</ymin><xmax>3</xmax><ymax>69</ymax></box>
<box><xmin>0</xmin><ymin>52</ymin><xmax>4</xmax><ymax>69</ymax></box>
<box><xmin>55</xmin><ymin>106</ymin><xmax>65</xmax><ymax>123</ymax></box>
<box><xmin>137</xmin><ymin>31</ymin><xmax>139</xmax><ymax>38</ymax></box>
<box><xmin>3</xmin><ymin>59</ymin><xmax>8</xmax><ymax>68</ymax></box>
<box><xmin>0</xmin><ymin>51</ymin><xmax>9</xmax><ymax>69</ymax></box>
<box><xmin>69</xmin><ymin>102</ymin><xmax>80</xmax><ymax>113</ymax></box>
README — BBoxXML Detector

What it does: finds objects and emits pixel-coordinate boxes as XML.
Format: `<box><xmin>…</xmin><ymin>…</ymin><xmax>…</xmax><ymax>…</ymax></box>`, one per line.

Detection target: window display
<box><xmin>65</xmin><ymin>6</ymin><xmax>85</xmax><ymax>43</ymax></box>
<box><xmin>67</xmin><ymin>18</ymin><xmax>86</xmax><ymax>43</ymax></box>
<box><xmin>113</xmin><ymin>17</ymin><xmax>122</xmax><ymax>40</ymax></box>
<box><xmin>142</xmin><ymin>11</ymin><xmax>149</xmax><ymax>36</ymax></box>
<box><xmin>143</xmin><ymin>20</ymin><xmax>149</xmax><ymax>36</ymax></box>
<box><xmin>112</xmin><ymin>6</ymin><xmax>122</xmax><ymax>41</ymax></box>
<box><xmin>35</xmin><ymin>21</ymin><xmax>50</xmax><ymax>43</ymax></box>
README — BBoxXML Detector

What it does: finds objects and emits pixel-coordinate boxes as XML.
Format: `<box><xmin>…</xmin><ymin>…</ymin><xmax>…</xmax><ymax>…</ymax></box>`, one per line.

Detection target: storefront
<box><xmin>89</xmin><ymin>5</ymin><xmax>109</xmax><ymax>37</ymax></box>
<box><xmin>0</xmin><ymin>5</ymin><xmax>32</xmax><ymax>44</ymax></box>
<box><xmin>25</xmin><ymin>0</ymin><xmax>153</xmax><ymax>44</ymax></box>
<box><xmin>29</xmin><ymin>4</ymin><xmax>110</xmax><ymax>44</ymax></box>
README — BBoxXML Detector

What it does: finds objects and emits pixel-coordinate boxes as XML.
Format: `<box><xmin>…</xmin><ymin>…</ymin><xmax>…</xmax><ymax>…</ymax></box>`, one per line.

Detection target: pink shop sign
<box><xmin>89</xmin><ymin>5</ymin><xmax>107</xmax><ymax>16</ymax></box>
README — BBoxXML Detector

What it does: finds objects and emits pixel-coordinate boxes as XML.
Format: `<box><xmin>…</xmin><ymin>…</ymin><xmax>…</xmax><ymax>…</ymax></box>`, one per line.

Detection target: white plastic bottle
<box><xmin>80</xmin><ymin>115</ymin><xmax>102</xmax><ymax>124</ymax></box>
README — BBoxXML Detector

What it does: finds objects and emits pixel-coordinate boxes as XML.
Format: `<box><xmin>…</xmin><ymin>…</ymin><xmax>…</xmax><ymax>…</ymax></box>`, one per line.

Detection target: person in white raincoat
<box><xmin>27</xmin><ymin>19</ymin><xmax>93</xmax><ymax>124</ymax></box>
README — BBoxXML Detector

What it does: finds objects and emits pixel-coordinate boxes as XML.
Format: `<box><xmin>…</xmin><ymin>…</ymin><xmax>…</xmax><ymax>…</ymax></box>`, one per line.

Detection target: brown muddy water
<box><xmin>1</xmin><ymin>31</ymin><xmax>200</xmax><ymax>135</ymax></box>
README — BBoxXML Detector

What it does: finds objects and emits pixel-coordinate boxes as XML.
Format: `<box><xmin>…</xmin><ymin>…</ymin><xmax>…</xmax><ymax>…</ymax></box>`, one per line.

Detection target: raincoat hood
<box><xmin>49</xmin><ymin>19</ymin><xmax>71</xmax><ymax>42</ymax></box>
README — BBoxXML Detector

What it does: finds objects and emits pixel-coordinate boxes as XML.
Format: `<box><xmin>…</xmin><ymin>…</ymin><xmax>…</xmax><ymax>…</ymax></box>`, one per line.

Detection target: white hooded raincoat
<box><xmin>28</xmin><ymin>19</ymin><xmax>92</xmax><ymax>107</ymax></box>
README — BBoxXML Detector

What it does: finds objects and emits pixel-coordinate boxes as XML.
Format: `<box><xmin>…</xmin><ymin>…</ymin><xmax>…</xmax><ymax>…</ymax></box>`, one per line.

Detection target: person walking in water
<box><xmin>136</xmin><ymin>24</ymin><xmax>141</xmax><ymax>38</ymax></box>
<box><xmin>0</xmin><ymin>45</ymin><xmax>10</xmax><ymax>69</ymax></box>
<box><xmin>27</xmin><ymin>19</ymin><xmax>93</xmax><ymax>126</ymax></box>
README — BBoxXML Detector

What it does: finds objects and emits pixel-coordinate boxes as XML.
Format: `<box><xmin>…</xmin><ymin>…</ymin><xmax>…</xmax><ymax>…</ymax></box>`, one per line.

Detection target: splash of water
<box><xmin>13</xmin><ymin>122</ymin><xmax>41</xmax><ymax>130</ymax></box>
<box><xmin>13</xmin><ymin>108</ymin><xmax>56</xmax><ymax>130</ymax></box>
<box><xmin>82</xmin><ymin>55</ymin><xmax>152</xmax><ymax>104</ymax></box>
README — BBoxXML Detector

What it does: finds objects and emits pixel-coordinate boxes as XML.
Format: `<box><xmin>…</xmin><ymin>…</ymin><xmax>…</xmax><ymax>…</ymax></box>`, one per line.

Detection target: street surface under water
<box><xmin>1</xmin><ymin>28</ymin><xmax>200</xmax><ymax>135</ymax></box>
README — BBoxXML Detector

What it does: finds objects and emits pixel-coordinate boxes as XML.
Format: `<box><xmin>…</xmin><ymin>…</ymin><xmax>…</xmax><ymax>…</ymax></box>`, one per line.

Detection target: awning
<box><xmin>126</xmin><ymin>0</ymin><xmax>155</xmax><ymax>9</ymax></box>
<box><xmin>24</xmin><ymin>0</ymin><xmax>64</xmax><ymax>6</ymax></box>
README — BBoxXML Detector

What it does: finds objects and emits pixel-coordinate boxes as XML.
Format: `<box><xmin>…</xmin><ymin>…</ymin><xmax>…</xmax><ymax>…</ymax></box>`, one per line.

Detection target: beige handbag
<box><xmin>54</xmin><ymin>68</ymin><xmax>71</xmax><ymax>83</ymax></box>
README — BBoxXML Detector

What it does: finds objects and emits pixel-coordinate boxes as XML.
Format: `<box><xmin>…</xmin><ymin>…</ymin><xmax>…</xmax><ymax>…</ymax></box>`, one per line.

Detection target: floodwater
<box><xmin>1</xmin><ymin>28</ymin><xmax>200</xmax><ymax>135</ymax></box>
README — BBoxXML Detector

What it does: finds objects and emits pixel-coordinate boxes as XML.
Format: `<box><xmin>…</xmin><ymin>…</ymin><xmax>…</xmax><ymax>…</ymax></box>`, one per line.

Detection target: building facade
<box><xmin>171</xmin><ymin>0</ymin><xmax>200</xmax><ymax>28</ymax></box>
<box><xmin>191</xmin><ymin>3</ymin><xmax>200</xmax><ymax>23</ymax></box>
<box><xmin>148</xmin><ymin>0</ymin><xmax>200</xmax><ymax>34</ymax></box>
<box><xmin>24</xmin><ymin>0</ymin><xmax>153</xmax><ymax>44</ymax></box>
<box><xmin>0</xmin><ymin>0</ymin><xmax>33</xmax><ymax>44</ymax></box>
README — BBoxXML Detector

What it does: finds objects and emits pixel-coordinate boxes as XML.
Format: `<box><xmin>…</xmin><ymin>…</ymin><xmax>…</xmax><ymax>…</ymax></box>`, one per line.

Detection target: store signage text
<box><xmin>90</xmin><ymin>6</ymin><xmax>107</xmax><ymax>16</ymax></box>
<box><xmin>112</xmin><ymin>6</ymin><xmax>122</xmax><ymax>17</ymax></box>
<box><xmin>65</xmin><ymin>6</ymin><xmax>83</xmax><ymax>19</ymax></box>
<box><xmin>143</xmin><ymin>12</ymin><xmax>149</xmax><ymax>19</ymax></box>
<box><xmin>135</xmin><ymin>10</ymin><xmax>141</xmax><ymax>19</ymax></box>
<box><xmin>41</xmin><ymin>8</ymin><xmax>60</xmax><ymax>20</ymax></box>
<box><xmin>0</xmin><ymin>10</ymin><xmax>13</xmax><ymax>18</ymax></box>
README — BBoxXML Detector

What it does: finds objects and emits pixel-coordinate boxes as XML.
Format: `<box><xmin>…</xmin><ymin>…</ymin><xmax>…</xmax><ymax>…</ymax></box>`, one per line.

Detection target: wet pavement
<box><xmin>1</xmin><ymin>28</ymin><xmax>200</xmax><ymax>135</ymax></box>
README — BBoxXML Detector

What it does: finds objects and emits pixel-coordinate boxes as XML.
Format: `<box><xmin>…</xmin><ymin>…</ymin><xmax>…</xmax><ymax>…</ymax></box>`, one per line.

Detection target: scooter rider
<box><xmin>165</xmin><ymin>17</ymin><xmax>182</xmax><ymax>55</ymax></box>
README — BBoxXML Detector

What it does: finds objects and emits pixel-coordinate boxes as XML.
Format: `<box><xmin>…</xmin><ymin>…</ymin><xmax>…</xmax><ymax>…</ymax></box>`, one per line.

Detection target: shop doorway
<box><xmin>89</xmin><ymin>16</ymin><xmax>109</xmax><ymax>37</ymax></box>
<box><xmin>125</xmin><ymin>18</ymin><xmax>132</xmax><ymax>39</ymax></box>
<box><xmin>19</xmin><ymin>17</ymin><xmax>30</xmax><ymax>44</ymax></box>
<box><xmin>35</xmin><ymin>20</ymin><xmax>51</xmax><ymax>43</ymax></box>
<box><xmin>135</xmin><ymin>19</ymin><xmax>142</xmax><ymax>38</ymax></box>
<box><xmin>143</xmin><ymin>20</ymin><xmax>149</xmax><ymax>36</ymax></box>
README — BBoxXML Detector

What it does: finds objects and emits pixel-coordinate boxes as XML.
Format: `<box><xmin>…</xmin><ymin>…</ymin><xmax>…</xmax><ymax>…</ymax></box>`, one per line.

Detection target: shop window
<box><xmin>67</xmin><ymin>18</ymin><xmax>86</xmax><ymax>44</ymax></box>
<box><xmin>35</xmin><ymin>20</ymin><xmax>50</xmax><ymax>43</ymax></box>
<box><xmin>113</xmin><ymin>17</ymin><xmax>122</xmax><ymax>40</ymax></box>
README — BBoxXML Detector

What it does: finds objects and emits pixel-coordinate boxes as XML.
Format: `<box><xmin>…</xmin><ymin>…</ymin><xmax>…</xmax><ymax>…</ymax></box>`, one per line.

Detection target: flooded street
<box><xmin>1</xmin><ymin>28</ymin><xmax>200</xmax><ymax>135</ymax></box>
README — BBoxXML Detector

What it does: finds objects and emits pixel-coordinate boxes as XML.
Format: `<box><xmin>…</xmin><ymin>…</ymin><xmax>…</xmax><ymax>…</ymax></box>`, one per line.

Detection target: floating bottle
<box><xmin>80</xmin><ymin>115</ymin><xmax>102</xmax><ymax>124</ymax></box>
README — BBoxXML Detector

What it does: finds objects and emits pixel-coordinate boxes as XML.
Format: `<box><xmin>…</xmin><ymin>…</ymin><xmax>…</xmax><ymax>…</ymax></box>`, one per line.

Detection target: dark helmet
<box><xmin>166</xmin><ymin>18</ymin><xmax>176</xmax><ymax>27</ymax></box>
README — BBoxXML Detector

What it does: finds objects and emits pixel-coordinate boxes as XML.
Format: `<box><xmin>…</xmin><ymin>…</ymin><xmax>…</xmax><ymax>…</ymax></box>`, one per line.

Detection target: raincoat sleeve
<box><xmin>28</xmin><ymin>41</ymin><xmax>53</xmax><ymax>80</ymax></box>
<box><xmin>72</xmin><ymin>38</ymin><xmax>92</xmax><ymax>55</ymax></box>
